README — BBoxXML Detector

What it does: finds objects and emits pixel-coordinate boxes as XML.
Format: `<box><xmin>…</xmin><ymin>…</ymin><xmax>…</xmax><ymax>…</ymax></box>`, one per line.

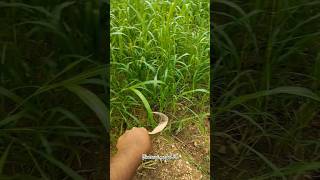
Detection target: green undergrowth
<box><xmin>0</xmin><ymin>1</ymin><xmax>107</xmax><ymax>179</ymax></box>
<box><xmin>110</xmin><ymin>0</ymin><xmax>210</xmax><ymax>138</ymax></box>
<box><xmin>213</xmin><ymin>0</ymin><xmax>320</xmax><ymax>179</ymax></box>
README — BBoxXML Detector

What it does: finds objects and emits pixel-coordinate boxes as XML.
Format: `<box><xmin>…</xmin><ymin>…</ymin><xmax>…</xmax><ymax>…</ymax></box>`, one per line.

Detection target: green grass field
<box><xmin>3</xmin><ymin>0</ymin><xmax>320</xmax><ymax>179</ymax></box>
<box><xmin>213</xmin><ymin>0</ymin><xmax>320</xmax><ymax>179</ymax></box>
<box><xmin>110</xmin><ymin>0</ymin><xmax>210</xmax><ymax>138</ymax></box>
<box><xmin>110</xmin><ymin>0</ymin><xmax>210</xmax><ymax>177</ymax></box>
<box><xmin>0</xmin><ymin>1</ymin><xmax>107</xmax><ymax>179</ymax></box>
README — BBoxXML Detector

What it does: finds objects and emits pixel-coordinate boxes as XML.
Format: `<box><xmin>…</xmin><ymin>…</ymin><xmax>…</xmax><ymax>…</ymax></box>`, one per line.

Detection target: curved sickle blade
<box><xmin>148</xmin><ymin>112</ymin><xmax>168</xmax><ymax>135</ymax></box>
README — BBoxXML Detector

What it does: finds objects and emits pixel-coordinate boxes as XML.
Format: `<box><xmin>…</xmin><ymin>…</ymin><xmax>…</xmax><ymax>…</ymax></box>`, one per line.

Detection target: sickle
<box><xmin>148</xmin><ymin>112</ymin><xmax>168</xmax><ymax>134</ymax></box>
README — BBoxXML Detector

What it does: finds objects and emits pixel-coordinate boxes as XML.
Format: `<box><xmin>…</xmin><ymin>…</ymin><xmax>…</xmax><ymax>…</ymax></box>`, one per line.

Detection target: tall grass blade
<box><xmin>253</xmin><ymin>162</ymin><xmax>320</xmax><ymax>180</ymax></box>
<box><xmin>34</xmin><ymin>150</ymin><xmax>84</xmax><ymax>180</ymax></box>
<box><xmin>0</xmin><ymin>87</ymin><xmax>24</xmax><ymax>104</ymax></box>
<box><xmin>129</xmin><ymin>88</ymin><xmax>155</xmax><ymax>127</ymax></box>
<box><xmin>66</xmin><ymin>85</ymin><xmax>108</xmax><ymax>131</ymax></box>
<box><xmin>224</xmin><ymin>86</ymin><xmax>320</xmax><ymax>111</ymax></box>
<box><xmin>0</xmin><ymin>111</ymin><xmax>25</xmax><ymax>128</ymax></box>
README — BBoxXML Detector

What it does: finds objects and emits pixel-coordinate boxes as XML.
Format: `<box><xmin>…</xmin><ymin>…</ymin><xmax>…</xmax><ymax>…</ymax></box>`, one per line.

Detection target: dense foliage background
<box><xmin>0</xmin><ymin>0</ymin><xmax>108</xmax><ymax>179</ymax></box>
<box><xmin>110</xmin><ymin>0</ymin><xmax>210</xmax><ymax>141</ymax></box>
<box><xmin>213</xmin><ymin>0</ymin><xmax>320</xmax><ymax>179</ymax></box>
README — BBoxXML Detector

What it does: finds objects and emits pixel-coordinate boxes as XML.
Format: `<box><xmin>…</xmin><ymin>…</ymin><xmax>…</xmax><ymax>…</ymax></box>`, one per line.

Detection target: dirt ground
<box><xmin>110</xmin><ymin>106</ymin><xmax>210</xmax><ymax>180</ymax></box>
<box><xmin>130</xmin><ymin>120</ymin><xmax>210</xmax><ymax>180</ymax></box>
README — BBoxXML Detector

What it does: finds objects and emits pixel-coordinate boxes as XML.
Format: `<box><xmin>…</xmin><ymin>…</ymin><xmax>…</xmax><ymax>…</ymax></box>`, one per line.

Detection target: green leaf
<box><xmin>0</xmin><ymin>87</ymin><xmax>24</xmax><ymax>104</ymax></box>
<box><xmin>214</xmin><ymin>0</ymin><xmax>246</xmax><ymax>16</ymax></box>
<box><xmin>27</xmin><ymin>148</ymin><xmax>50</xmax><ymax>180</ymax></box>
<box><xmin>52</xmin><ymin>1</ymin><xmax>75</xmax><ymax>23</ymax></box>
<box><xmin>53</xmin><ymin>107</ymin><xmax>90</xmax><ymax>133</ymax></box>
<box><xmin>66</xmin><ymin>85</ymin><xmax>108</xmax><ymax>131</ymax></box>
<box><xmin>253</xmin><ymin>162</ymin><xmax>320</xmax><ymax>180</ymax></box>
<box><xmin>178</xmin><ymin>88</ymin><xmax>209</xmax><ymax>98</ymax></box>
<box><xmin>126</xmin><ymin>80</ymin><xmax>165</xmax><ymax>90</ymax></box>
<box><xmin>0</xmin><ymin>111</ymin><xmax>26</xmax><ymax>128</ymax></box>
<box><xmin>44</xmin><ymin>59</ymin><xmax>85</xmax><ymax>85</ymax></box>
<box><xmin>229</xmin><ymin>110</ymin><xmax>265</xmax><ymax>133</ymax></box>
<box><xmin>34</xmin><ymin>150</ymin><xmax>84</xmax><ymax>180</ymax></box>
<box><xmin>0</xmin><ymin>2</ymin><xmax>51</xmax><ymax>16</ymax></box>
<box><xmin>224</xmin><ymin>86</ymin><xmax>320</xmax><ymax>111</ymax></box>
<box><xmin>129</xmin><ymin>88</ymin><xmax>156</xmax><ymax>127</ymax></box>
<box><xmin>38</xmin><ymin>133</ymin><xmax>52</xmax><ymax>155</ymax></box>
<box><xmin>239</xmin><ymin>142</ymin><xmax>285</xmax><ymax>180</ymax></box>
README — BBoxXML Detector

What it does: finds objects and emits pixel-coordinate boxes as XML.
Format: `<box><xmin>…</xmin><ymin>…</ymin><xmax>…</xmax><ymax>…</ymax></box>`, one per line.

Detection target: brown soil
<box><xmin>132</xmin><ymin>122</ymin><xmax>210</xmax><ymax>180</ymax></box>
<box><xmin>110</xmin><ymin>105</ymin><xmax>210</xmax><ymax>180</ymax></box>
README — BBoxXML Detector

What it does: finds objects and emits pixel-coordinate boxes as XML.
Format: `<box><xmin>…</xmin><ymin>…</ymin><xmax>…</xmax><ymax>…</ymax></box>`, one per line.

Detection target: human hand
<box><xmin>116</xmin><ymin>127</ymin><xmax>152</xmax><ymax>155</ymax></box>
